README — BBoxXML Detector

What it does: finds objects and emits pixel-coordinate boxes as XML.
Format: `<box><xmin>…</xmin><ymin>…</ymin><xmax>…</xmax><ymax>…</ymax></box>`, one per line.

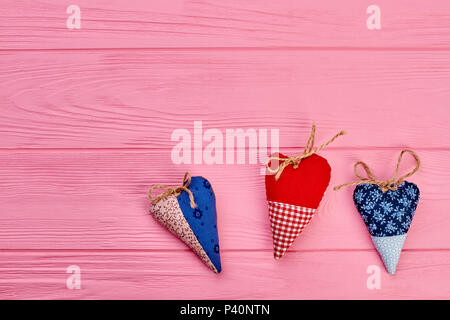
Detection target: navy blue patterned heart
<box><xmin>353</xmin><ymin>181</ymin><xmax>420</xmax><ymax>237</ymax></box>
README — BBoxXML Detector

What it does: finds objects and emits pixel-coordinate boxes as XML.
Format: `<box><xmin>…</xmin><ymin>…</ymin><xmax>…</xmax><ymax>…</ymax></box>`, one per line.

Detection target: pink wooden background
<box><xmin>1</xmin><ymin>0</ymin><xmax>450</xmax><ymax>299</ymax></box>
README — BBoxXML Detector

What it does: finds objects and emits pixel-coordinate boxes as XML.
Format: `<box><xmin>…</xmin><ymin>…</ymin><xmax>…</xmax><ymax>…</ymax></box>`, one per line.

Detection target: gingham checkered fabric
<box><xmin>268</xmin><ymin>200</ymin><xmax>317</xmax><ymax>259</ymax></box>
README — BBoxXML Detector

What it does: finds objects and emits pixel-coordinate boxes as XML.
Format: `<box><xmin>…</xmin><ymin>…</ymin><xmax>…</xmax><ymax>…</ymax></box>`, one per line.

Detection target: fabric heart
<box><xmin>353</xmin><ymin>181</ymin><xmax>420</xmax><ymax>274</ymax></box>
<box><xmin>150</xmin><ymin>176</ymin><xmax>221</xmax><ymax>274</ymax></box>
<box><xmin>265</xmin><ymin>153</ymin><xmax>331</xmax><ymax>259</ymax></box>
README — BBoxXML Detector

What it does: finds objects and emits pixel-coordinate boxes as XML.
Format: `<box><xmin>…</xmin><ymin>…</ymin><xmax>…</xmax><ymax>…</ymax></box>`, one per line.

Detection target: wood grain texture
<box><xmin>0</xmin><ymin>149</ymin><xmax>448</xmax><ymax>250</ymax></box>
<box><xmin>2</xmin><ymin>0</ymin><xmax>450</xmax><ymax>49</ymax></box>
<box><xmin>0</xmin><ymin>250</ymin><xmax>449</xmax><ymax>299</ymax></box>
<box><xmin>0</xmin><ymin>49</ymin><xmax>449</xmax><ymax>149</ymax></box>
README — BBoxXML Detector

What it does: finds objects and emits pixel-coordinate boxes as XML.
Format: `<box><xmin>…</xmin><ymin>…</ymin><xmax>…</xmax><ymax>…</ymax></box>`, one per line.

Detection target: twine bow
<box><xmin>334</xmin><ymin>150</ymin><xmax>420</xmax><ymax>192</ymax></box>
<box><xmin>266</xmin><ymin>124</ymin><xmax>347</xmax><ymax>180</ymax></box>
<box><xmin>148</xmin><ymin>172</ymin><xmax>197</xmax><ymax>208</ymax></box>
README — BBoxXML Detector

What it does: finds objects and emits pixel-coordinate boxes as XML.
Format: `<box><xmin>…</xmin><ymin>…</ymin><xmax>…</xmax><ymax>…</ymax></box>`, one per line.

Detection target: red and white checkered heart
<box><xmin>265</xmin><ymin>153</ymin><xmax>331</xmax><ymax>259</ymax></box>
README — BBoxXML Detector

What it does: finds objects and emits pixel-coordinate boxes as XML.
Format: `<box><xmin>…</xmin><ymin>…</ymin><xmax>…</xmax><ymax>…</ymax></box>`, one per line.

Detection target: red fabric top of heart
<box><xmin>265</xmin><ymin>153</ymin><xmax>331</xmax><ymax>209</ymax></box>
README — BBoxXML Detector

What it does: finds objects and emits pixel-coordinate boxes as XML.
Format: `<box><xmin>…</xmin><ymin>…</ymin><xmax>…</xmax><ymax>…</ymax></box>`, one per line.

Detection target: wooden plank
<box><xmin>2</xmin><ymin>0</ymin><xmax>450</xmax><ymax>49</ymax></box>
<box><xmin>0</xmin><ymin>149</ymin><xmax>447</xmax><ymax>250</ymax></box>
<box><xmin>0</xmin><ymin>49</ymin><xmax>449</xmax><ymax>149</ymax></box>
<box><xmin>0</xmin><ymin>250</ymin><xmax>448</xmax><ymax>299</ymax></box>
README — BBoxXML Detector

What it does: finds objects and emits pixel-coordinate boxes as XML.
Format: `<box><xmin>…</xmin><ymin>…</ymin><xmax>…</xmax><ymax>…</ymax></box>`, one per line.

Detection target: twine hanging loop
<box><xmin>149</xmin><ymin>172</ymin><xmax>197</xmax><ymax>208</ymax></box>
<box><xmin>334</xmin><ymin>150</ymin><xmax>420</xmax><ymax>192</ymax></box>
<box><xmin>266</xmin><ymin>124</ymin><xmax>346</xmax><ymax>180</ymax></box>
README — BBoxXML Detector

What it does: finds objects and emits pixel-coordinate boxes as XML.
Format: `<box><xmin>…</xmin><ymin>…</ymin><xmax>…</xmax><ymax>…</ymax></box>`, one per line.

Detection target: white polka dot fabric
<box><xmin>371</xmin><ymin>234</ymin><xmax>407</xmax><ymax>275</ymax></box>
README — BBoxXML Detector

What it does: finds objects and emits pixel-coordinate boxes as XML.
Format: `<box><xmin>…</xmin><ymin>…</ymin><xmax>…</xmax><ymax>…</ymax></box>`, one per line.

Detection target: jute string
<box><xmin>266</xmin><ymin>124</ymin><xmax>346</xmax><ymax>180</ymax></box>
<box><xmin>148</xmin><ymin>172</ymin><xmax>197</xmax><ymax>208</ymax></box>
<box><xmin>334</xmin><ymin>150</ymin><xmax>420</xmax><ymax>192</ymax></box>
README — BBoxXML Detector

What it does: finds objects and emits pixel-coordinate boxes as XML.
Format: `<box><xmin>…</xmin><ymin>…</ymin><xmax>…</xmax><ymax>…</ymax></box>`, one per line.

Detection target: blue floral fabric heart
<box><xmin>353</xmin><ymin>181</ymin><xmax>420</xmax><ymax>237</ymax></box>
<box><xmin>353</xmin><ymin>181</ymin><xmax>420</xmax><ymax>274</ymax></box>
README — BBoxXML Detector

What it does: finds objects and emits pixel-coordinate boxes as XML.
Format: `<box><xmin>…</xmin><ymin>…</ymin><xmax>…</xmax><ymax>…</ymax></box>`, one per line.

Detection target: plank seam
<box><xmin>0</xmin><ymin>146</ymin><xmax>449</xmax><ymax>152</ymax></box>
<box><xmin>2</xmin><ymin>46</ymin><xmax>450</xmax><ymax>53</ymax></box>
<box><xmin>0</xmin><ymin>248</ymin><xmax>448</xmax><ymax>253</ymax></box>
